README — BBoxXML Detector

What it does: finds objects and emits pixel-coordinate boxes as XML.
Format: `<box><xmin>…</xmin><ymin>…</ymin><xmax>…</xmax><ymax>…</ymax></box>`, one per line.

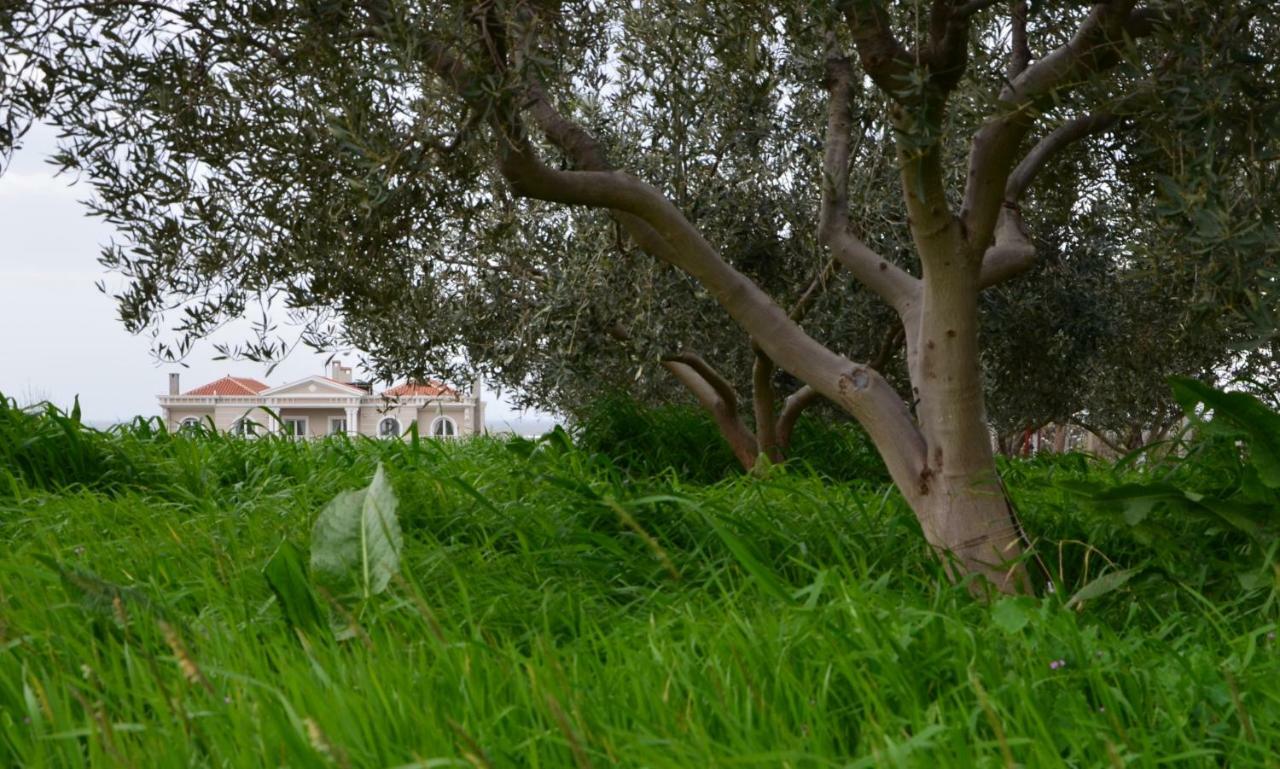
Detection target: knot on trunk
<box><xmin>840</xmin><ymin>367</ymin><xmax>872</xmax><ymax>393</ymax></box>
<box><xmin>918</xmin><ymin>465</ymin><xmax>933</xmax><ymax>496</ymax></box>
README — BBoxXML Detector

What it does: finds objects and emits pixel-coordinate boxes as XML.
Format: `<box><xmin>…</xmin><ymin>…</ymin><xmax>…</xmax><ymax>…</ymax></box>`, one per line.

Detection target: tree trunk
<box><xmin>895</xmin><ymin>180</ymin><xmax>1031</xmax><ymax>594</ymax></box>
<box><xmin>1052</xmin><ymin>422</ymin><xmax>1069</xmax><ymax>453</ymax></box>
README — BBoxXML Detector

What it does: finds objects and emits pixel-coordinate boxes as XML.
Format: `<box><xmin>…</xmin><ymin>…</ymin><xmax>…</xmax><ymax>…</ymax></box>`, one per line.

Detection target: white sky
<box><xmin>0</xmin><ymin>124</ymin><xmax>556</xmax><ymax>432</ymax></box>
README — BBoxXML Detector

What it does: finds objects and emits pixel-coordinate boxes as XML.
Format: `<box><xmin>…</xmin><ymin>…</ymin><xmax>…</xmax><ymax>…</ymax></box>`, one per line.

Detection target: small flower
<box><xmin>1267</xmin><ymin>631</ymin><xmax>1276</xmax><ymax>642</ymax></box>
<box><xmin>1049</xmin><ymin>658</ymin><xmax>1067</xmax><ymax>670</ymax></box>
<box><xmin>1098</xmin><ymin>706</ymin><xmax>1105</xmax><ymax>713</ymax></box>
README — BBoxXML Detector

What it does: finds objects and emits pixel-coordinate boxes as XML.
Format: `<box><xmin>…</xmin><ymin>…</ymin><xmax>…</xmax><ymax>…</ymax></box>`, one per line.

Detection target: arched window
<box><xmin>431</xmin><ymin>417</ymin><xmax>457</xmax><ymax>438</ymax></box>
<box><xmin>179</xmin><ymin>417</ymin><xmax>201</xmax><ymax>431</ymax></box>
<box><xmin>378</xmin><ymin>417</ymin><xmax>401</xmax><ymax>439</ymax></box>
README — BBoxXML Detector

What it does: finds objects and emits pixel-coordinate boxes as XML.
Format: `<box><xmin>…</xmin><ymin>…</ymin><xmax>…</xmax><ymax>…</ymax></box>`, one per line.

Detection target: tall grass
<box><xmin>1</xmin><ymin>393</ymin><xmax>1278</xmax><ymax>767</ymax></box>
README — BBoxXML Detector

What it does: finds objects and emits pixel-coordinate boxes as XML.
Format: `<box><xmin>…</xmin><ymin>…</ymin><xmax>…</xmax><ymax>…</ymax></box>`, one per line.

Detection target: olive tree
<box><xmin>4</xmin><ymin>0</ymin><xmax>1278</xmax><ymax>592</ymax></box>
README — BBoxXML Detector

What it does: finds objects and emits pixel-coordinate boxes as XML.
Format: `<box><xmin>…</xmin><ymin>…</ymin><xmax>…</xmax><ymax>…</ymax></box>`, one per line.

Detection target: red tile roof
<box><xmin>184</xmin><ymin>376</ymin><xmax>269</xmax><ymax>396</ymax></box>
<box><xmin>383</xmin><ymin>380</ymin><xmax>457</xmax><ymax>397</ymax></box>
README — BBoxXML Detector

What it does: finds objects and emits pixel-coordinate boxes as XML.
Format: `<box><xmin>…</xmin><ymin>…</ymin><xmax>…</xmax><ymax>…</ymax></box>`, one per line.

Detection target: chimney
<box><xmin>329</xmin><ymin>361</ymin><xmax>353</xmax><ymax>384</ymax></box>
<box><xmin>169</xmin><ymin>373</ymin><xmax>180</xmax><ymax>395</ymax></box>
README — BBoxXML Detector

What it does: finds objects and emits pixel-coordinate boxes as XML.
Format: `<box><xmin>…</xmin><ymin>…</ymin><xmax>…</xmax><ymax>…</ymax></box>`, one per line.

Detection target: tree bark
<box><xmin>751</xmin><ymin>350</ymin><xmax>785</xmax><ymax>465</ymax></box>
<box><xmin>660</xmin><ymin>354</ymin><xmax>759</xmax><ymax>470</ymax></box>
<box><xmin>1052</xmin><ymin>422</ymin><xmax>1069</xmax><ymax>453</ymax></box>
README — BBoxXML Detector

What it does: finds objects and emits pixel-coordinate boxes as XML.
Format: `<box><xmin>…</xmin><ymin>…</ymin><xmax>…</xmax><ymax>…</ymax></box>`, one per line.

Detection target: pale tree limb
<box><xmin>751</xmin><ymin>350</ymin><xmax>783</xmax><ymax>463</ymax></box>
<box><xmin>660</xmin><ymin>358</ymin><xmax>759</xmax><ymax>469</ymax></box>
<box><xmin>774</xmin><ymin>324</ymin><xmax>905</xmax><ymax>453</ymax></box>
<box><xmin>608</xmin><ymin>321</ymin><xmax>765</xmax><ymax>470</ymax></box>
<box><xmin>663</xmin><ymin>351</ymin><xmax>741</xmax><ymax>414</ymax></box>
<box><xmin>1007</xmin><ymin>112</ymin><xmax>1120</xmax><ymax>200</ymax></box>
<box><xmin>962</xmin><ymin>1</ymin><xmax>1157</xmax><ymax>254</ymax></box>
<box><xmin>775</xmin><ymin>386</ymin><xmax>821</xmax><ymax>451</ymax></box>
<box><xmin>978</xmin><ymin>111</ymin><xmax>1120</xmax><ymax>289</ymax></box>
<box><xmin>818</xmin><ymin>48</ymin><xmax>920</xmax><ymax>315</ymax></box>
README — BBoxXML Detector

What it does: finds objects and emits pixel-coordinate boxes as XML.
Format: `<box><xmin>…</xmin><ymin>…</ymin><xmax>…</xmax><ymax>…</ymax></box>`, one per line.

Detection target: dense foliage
<box><xmin>2</xmin><ymin>390</ymin><xmax>1278</xmax><ymax>765</ymax></box>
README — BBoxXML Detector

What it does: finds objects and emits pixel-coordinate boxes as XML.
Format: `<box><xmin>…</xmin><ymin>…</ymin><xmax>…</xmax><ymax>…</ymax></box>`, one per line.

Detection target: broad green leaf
<box><xmin>1066</xmin><ymin>567</ymin><xmax>1142</xmax><ymax>609</ymax></box>
<box><xmin>1060</xmin><ymin>481</ymin><xmax>1192</xmax><ymax>525</ymax></box>
<box><xmin>991</xmin><ymin>597</ymin><xmax>1033</xmax><ymax>634</ymax></box>
<box><xmin>310</xmin><ymin>464</ymin><xmax>403</xmax><ymax>598</ymax></box>
<box><xmin>1170</xmin><ymin>377</ymin><xmax>1280</xmax><ymax>488</ymax></box>
<box><xmin>263</xmin><ymin>540</ymin><xmax>325</xmax><ymax>636</ymax></box>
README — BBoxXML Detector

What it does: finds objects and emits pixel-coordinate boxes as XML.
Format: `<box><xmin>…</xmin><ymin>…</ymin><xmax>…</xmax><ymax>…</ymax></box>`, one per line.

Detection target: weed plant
<box><xmin>0</xmin><ymin>393</ymin><xmax>1277</xmax><ymax>767</ymax></box>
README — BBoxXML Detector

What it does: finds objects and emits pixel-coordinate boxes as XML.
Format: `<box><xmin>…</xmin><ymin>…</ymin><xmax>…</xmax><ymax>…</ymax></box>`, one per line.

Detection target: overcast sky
<box><xmin>0</xmin><ymin>124</ymin><xmax>555</xmax><ymax>432</ymax></box>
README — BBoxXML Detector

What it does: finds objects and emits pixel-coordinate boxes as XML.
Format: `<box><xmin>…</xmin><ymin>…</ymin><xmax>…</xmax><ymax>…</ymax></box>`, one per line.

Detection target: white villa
<box><xmin>158</xmin><ymin>362</ymin><xmax>483</xmax><ymax>439</ymax></box>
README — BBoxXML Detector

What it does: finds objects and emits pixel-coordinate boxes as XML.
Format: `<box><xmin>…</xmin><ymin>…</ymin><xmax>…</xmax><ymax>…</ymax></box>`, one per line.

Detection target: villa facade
<box><xmin>157</xmin><ymin>362</ymin><xmax>483</xmax><ymax>439</ymax></box>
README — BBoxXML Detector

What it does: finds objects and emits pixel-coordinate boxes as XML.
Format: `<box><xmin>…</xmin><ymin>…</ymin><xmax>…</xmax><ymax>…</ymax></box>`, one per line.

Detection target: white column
<box><xmin>264</xmin><ymin>401</ymin><xmax>279</xmax><ymax>436</ymax></box>
<box><xmin>345</xmin><ymin>406</ymin><xmax>359</xmax><ymax>437</ymax></box>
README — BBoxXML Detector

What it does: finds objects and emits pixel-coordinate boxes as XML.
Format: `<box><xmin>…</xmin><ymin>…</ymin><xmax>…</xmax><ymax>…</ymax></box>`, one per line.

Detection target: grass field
<box><xmin>1</xmin><ymin>397</ymin><xmax>1278</xmax><ymax>767</ymax></box>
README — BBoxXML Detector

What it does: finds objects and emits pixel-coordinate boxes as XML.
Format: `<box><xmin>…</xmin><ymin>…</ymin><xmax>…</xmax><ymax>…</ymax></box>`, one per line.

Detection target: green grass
<box><xmin>1</xmin><ymin>397</ymin><xmax>1278</xmax><ymax>767</ymax></box>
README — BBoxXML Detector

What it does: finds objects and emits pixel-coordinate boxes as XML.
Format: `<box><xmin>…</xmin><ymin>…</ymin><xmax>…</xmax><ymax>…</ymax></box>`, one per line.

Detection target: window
<box><xmin>179</xmin><ymin>417</ymin><xmax>202</xmax><ymax>431</ymax></box>
<box><xmin>329</xmin><ymin>417</ymin><xmax>347</xmax><ymax>435</ymax></box>
<box><xmin>232</xmin><ymin>418</ymin><xmax>259</xmax><ymax>438</ymax></box>
<box><xmin>378</xmin><ymin>417</ymin><xmax>401</xmax><ymax>439</ymax></box>
<box><xmin>431</xmin><ymin>417</ymin><xmax>457</xmax><ymax>438</ymax></box>
<box><xmin>283</xmin><ymin>418</ymin><xmax>307</xmax><ymax>440</ymax></box>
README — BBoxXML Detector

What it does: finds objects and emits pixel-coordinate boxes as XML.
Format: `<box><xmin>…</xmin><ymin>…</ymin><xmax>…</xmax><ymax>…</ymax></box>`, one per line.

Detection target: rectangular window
<box><xmin>283</xmin><ymin>418</ymin><xmax>307</xmax><ymax>440</ymax></box>
<box><xmin>330</xmin><ymin>417</ymin><xmax>347</xmax><ymax>435</ymax></box>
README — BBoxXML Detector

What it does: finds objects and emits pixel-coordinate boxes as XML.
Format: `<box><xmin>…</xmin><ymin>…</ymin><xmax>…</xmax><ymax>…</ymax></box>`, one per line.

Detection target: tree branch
<box><xmin>818</xmin><ymin>50</ymin><xmax>920</xmax><ymax>314</ymax></box>
<box><xmin>869</xmin><ymin>324</ymin><xmax>906</xmax><ymax>371</ymax></box>
<box><xmin>961</xmin><ymin>1</ymin><xmax>1155</xmax><ymax>253</ymax></box>
<box><xmin>837</xmin><ymin>0</ymin><xmax>917</xmax><ymax>104</ymax></box>
<box><xmin>661</xmin><ymin>359</ymin><xmax>759</xmax><ymax>469</ymax></box>
<box><xmin>978</xmin><ymin>111</ymin><xmax>1120</xmax><ymax>289</ymax></box>
<box><xmin>662</xmin><ymin>351</ymin><xmax>741</xmax><ymax>414</ymax></box>
<box><xmin>1007</xmin><ymin>112</ymin><xmax>1119</xmax><ymax>200</ymax></box>
<box><xmin>787</xmin><ymin>258</ymin><xmax>839</xmax><ymax>324</ymax></box>
<box><xmin>775</xmin><ymin>385</ymin><xmax>821</xmax><ymax>451</ymax></box>
<box><xmin>924</xmin><ymin>0</ymin><xmax>976</xmax><ymax>95</ymax></box>
<box><xmin>956</xmin><ymin>0</ymin><xmax>1000</xmax><ymax>17</ymax></box>
<box><xmin>1009</xmin><ymin>0</ymin><xmax>1031</xmax><ymax>78</ymax></box>
<box><xmin>1073</xmin><ymin>419</ymin><xmax>1126</xmax><ymax>456</ymax></box>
